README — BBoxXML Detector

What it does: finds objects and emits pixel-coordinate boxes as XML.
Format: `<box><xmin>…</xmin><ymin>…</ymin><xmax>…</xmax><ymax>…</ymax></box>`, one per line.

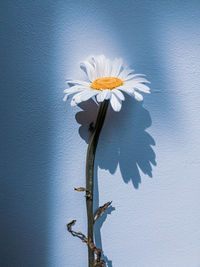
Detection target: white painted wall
<box><xmin>1</xmin><ymin>1</ymin><xmax>200</xmax><ymax>266</ymax></box>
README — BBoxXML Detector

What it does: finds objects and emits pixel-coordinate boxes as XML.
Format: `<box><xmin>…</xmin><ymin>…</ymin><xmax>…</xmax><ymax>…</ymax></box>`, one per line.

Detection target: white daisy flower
<box><xmin>63</xmin><ymin>55</ymin><xmax>150</xmax><ymax>112</ymax></box>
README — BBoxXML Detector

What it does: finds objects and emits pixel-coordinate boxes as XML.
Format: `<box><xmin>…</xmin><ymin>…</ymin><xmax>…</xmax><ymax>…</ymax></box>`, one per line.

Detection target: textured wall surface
<box><xmin>1</xmin><ymin>0</ymin><xmax>200</xmax><ymax>266</ymax></box>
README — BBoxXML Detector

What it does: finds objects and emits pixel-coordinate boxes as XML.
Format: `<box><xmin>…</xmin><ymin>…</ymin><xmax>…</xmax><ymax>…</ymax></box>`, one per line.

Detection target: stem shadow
<box><xmin>93</xmin><ymin>163</ymin><xmax>115</xmax><ymax>267</ymax></box>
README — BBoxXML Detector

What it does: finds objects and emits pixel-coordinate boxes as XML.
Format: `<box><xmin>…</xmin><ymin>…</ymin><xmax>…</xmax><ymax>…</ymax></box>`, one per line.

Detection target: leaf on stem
<box><xmin>74</xmin><ymin>187</ymin><xmax>86</xmax><ymax>192</ymax></box>
<box><xmin>88</xmin><ymin>240</ymin><xmax>106</xmax><ymax>267</ymax></box>
<box><xmin>67</xmin><ymin>220</ymin><xmax>76</xmax><ymax>232</ymax></box>
<box><xmin>67</xmin><ymin>220</ymin><xmax>105</xmax><ymax>265</ymax></box>
<box><xmin>67</xmin><ymin>220</ymin><xmax>88</xmax><ymax>243</ymax></box>
<box><xmin>93</xmin><ymin>201</ymin><xmax>112</xmax><ymax>222</ymax></box>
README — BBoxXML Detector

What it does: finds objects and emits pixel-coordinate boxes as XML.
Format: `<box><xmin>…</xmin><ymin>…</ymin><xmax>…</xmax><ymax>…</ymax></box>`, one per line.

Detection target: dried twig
<box><xmin>67</xmin><ymin>220</ymin><xmax>88</xmax><ymax>243</ymax></box>
<box><xmin>67</xmin><ymin>220</ymin><xmax>106</xmax><ymax>266</ymax></box>
<box><xmin>93</xmin><ymin>201</ymin><xmax>112</xmax><ymax>223</ymax></box>
<box><xmin>74</xmin><ymin>187</ymin><xmax>92</xmax><ymax>199</ymax></box>
<box><xmin>88</xmin><ymin>240</ymin><xmax>106</xmax><ymax>267</ymax></box>
<box><xmin>74</xmin><ymin>187</ymin><xmax>86</xmax><ymax>192</ymax></box>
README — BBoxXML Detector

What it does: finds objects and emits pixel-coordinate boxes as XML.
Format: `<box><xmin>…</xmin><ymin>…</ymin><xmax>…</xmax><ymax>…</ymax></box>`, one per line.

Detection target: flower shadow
<box><xmin>76</xmin><ymin>97</ymin><xmax>156</xmax><ymax>265</ymax></box>
<box><xmin>76</xmin><ymin>97</ymin><xmax>156</xmax><ymax>188</ymax></box>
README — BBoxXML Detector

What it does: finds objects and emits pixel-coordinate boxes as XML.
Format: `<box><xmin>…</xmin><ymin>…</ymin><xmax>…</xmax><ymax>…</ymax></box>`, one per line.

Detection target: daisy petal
<box><xmin>110</xmin><ymin>92</ymin><xmax>122</xmax><ymax>112</ymax></box>
<box><xmin>118</xmin><ymin>68</ymin><xmax>134</xmax><ymax>80</ymax></box>
<box><xmin>96</xmin><ymin>89</ymin><xmax>111</xmax><ymax>102</ymax></box>
<box><xmin>112</xmin><ymin>89</ymin><xmax>125</xmax><ymax>101</ymax></box>
<box><xmin>134</xmin><ymin>91</ymin><xmax>143</xmax><ymax>101</ymax></box>
<box><xmin>134</xmin><ymin>83</ymin><xmax>150</xmax><ymax>93</ymax></box>
<box><xmin>80</xmin><ymin>61</ymin><xmax>95</xmax><ymax>81</ymax></box>
<box><xmin>118</xmin><ymin>86</ymin><xmax>135</xmax><ymax>97</ymax></box>
<box><xmin>80</xmin><ymin>90</ymin><xmax>99</xmax><ymax>102</ymax></box>
<box><xmin>86</xmin><ymin>56</ymin><xmax>96</xmax><ymax>67</ymax></box>
<box><xmin>124</xmin><ymin>81</ymin><xmax>150</xmax><ymax>93</ymax></box>
<box><xmin>103</xmin><ymin>58</ymin><xmax>112</xmax><ymax>77</ymax></box>
<box><xmin>63</xmin><ymin>85</ymin><xmax>86</xmax><ymax>101</ymax></box>
<box><xmin>63</xmin><ymin>85</ymin><xmax>87</xmax><ymax>94</ymax></box>
<box><xmin>110</xmin><ymin>58</ymin><xmax>123</xmax><ymax>77</ymax></box>
<box><xmin>124</xmin><ymin>73</ymin><xmax>146</xmax><ymax>81</ymax></box>
<box><xmin>131</xmin><ymin>78</ymin><xmax>150</xmax><ymax>84</ymax></box>
<box><xmin>63</xmin><ymin>94</ymin><xmax>68</xmax><ymax>101</ymax></box>
<box><xmin>71</xmin><ymin>90</ymin><xmax>99</xmax><ymax>106</ymax></box>
<box><xmin>66</xmin><ymin>80</ymin><xmax>90</xmax><ymax>86</ymax></box>
<box><xmin>92</xmin><ymin>55</ymin><xmax>106</xmax><ymax>78</ymax></box>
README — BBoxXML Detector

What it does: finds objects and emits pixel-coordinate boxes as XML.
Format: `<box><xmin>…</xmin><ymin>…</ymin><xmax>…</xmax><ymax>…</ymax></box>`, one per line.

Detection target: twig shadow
<box><xmin>94</xmin><ymin>205</ymin><xmax>115</xmax><ymax>267</ymax></box>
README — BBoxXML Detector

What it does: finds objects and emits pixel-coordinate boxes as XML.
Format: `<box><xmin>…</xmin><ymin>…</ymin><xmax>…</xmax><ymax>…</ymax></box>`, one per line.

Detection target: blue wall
<box><xmin>1</xmin><ymin>0</ymin><xmax>200</xmax><ymax>266</ymax></box>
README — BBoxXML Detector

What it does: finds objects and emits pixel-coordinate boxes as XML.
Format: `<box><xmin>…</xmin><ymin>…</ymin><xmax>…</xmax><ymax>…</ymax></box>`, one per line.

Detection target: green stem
<box><xmin>86</xmin><ymin>100</ymin><xmax>109</xmax><ymax>267</ymax></box>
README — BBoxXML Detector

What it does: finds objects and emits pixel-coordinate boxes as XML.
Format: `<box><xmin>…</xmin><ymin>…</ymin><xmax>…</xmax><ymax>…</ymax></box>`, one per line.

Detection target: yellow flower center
<box><xmin>90</xmin><ymin>77</ymin><xmax>123</xmax><ymax>90</ymax></box>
